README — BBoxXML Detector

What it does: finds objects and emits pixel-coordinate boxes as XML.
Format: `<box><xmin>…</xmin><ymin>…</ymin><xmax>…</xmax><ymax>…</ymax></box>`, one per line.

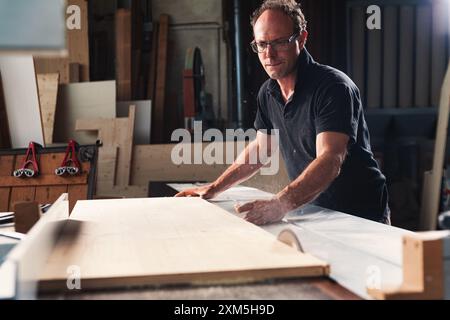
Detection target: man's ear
<box><xmin>299</xmin><ymin>30</ymin><xmax>308</xmax><ymax>48</ymax></box>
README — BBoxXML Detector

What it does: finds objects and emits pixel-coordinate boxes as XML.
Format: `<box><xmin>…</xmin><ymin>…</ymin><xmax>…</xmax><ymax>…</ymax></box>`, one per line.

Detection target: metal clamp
<box><xmin>55</xmin><ymin>140</ymin><xmax>81</xmax><ymax>176</ymax></box>
<box><xmin>13</xmin><ymin>142</ymin><xmax>41</xmax><ymax>178</ymax></box>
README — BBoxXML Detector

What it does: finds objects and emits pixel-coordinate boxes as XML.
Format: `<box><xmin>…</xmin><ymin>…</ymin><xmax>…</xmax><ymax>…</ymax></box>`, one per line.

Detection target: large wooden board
<box><xmin>39</xmin><ymin>198</ymin><xmax>328</xmax><ymax>291</ymax></box>
<box><xmin>0</xmin><ymin>55</ymin><xmax>45</xmax><ymax>148</ymax></box>
<box><xmin>53</xmin><ymin>81</ymin><xmax>116</xmax><ymax>144</ymax></box>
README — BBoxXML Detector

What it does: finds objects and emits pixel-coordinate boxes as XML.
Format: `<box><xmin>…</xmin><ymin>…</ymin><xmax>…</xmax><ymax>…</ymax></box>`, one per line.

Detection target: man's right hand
<box><xmin>174</xmin><ymin>183</ymin><xmax>221</xmax><ymax>200</ymax></box>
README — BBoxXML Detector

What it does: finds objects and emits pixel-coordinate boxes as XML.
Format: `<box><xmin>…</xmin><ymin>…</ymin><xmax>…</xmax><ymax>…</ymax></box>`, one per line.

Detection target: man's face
<box><xmin>253</xmin><ymin>10</ymin><xmax>304</xmax><ymax>80</ymax></box>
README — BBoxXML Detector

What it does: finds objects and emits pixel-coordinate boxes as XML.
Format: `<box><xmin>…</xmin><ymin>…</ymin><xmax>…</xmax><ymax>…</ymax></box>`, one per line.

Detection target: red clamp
<box><xmin>13</xmin><ymin>142</ymin><xmax>41</xmax><ymax>178</ymax></box>
<box><xmin>55</xmin><ymin>140</ymin><xmax>81</xmax><ymax>176</ymax></box>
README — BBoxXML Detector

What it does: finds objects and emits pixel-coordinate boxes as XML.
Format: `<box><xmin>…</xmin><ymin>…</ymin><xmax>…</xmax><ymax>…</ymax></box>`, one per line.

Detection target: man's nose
<box><xmin>265</xmin><ymin>44</ymin><xmax>276</xmax><ymax>58</ymax></box>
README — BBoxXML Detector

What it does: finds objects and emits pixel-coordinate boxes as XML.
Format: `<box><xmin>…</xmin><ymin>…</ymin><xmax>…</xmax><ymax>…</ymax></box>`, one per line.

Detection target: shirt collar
<box><xmin>267</xmin><ymin>48</ymin><xmax>315</xmax><ymax>97</ymax></box>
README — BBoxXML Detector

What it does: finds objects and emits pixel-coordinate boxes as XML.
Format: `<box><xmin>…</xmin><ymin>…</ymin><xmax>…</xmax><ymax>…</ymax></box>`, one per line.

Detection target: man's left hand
<box><xmin>235</xmin><ymin>198</ymin><xmax>293</xmax><ymax>225</ymax></box>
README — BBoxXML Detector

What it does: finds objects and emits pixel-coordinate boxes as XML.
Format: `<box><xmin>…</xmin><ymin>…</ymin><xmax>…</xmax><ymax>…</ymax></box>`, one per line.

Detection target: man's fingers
<box><xmin>235</xmin><ymin>202</ymin><xmax>255</xmax><ymax>213</ymax></box>
<box><xmin>175</xmin><ymin>189</ymin><xmax>200</xmax><ymax>197</ymax></box>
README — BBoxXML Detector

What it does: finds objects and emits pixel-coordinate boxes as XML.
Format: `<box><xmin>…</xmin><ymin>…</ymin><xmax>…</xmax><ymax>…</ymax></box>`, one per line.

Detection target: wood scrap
<box><xmin>14</xmin><ymin>201</ymin><xmax>42</xmax><ymax>234</ymax></box>
<box><xmin>37</xmin><ymin>73</ymin><xmax>59</xmax><ymax>145</ymax></box>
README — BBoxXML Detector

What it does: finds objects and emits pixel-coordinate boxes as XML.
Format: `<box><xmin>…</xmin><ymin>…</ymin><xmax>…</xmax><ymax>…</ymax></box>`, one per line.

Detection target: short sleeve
<box><xmin>314</xmin><ymin>83</ymin><xmax>360</xmax><ymax>146</ymax></box>
<box><xmin>254</xmin><ymin>89</ymin><xmax>274</xmax><ymax>133</ymax></box>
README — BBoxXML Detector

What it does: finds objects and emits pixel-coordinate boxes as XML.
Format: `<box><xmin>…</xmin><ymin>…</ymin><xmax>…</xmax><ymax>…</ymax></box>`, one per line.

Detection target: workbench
<box><xmin>0</xmin><ymin>185</ymin><xmax>413</xmax><ymax>300</ymax></box>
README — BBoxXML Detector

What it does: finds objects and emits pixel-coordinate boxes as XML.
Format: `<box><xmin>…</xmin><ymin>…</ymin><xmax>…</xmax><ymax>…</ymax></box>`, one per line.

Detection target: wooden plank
<box><xmin>34</xmin><ymin>58</ymin><xmax>69</xmax><ymax>84</ymax></box>
<box><xmin>131</xmin><ymin>144</ymin><xmax>229</xmax><ymax>185</ymax></box>
<box><xmin>152</xmin><ymin>15</ymin><xmax>169</xmax><ymax>143</ymax></box>
<box><xmin>398</xmin><ymin>6</ymin><xmax>414</xmax><ymax>108</ymax></box>
<box><xmin>431</xmin><ymin>0</ymin><xmax>449</xmax><ymax>108</ymax></box>
<box><xmin>115</xmin><ymin>106</ymin><xmax>135</xmax><ymax>186</ymax></box>
<box><xmin>38</xmin><ymin>198</ymin><xmax>328</xmax><ymax>292</ymax></box>
<box><xmin>37</xmin><ymin>73</ymin><xmax>59</xmax><ymax>145</ymax></box>
<box><xmin>67</xmin><ymin>0</ymin><xmax>90</xmax><ymax>82</ymax></box>
<box><xmin>0</xmin><ymin>175</ymin><xmax>88</xmax><ymax>188</ymax></box>
<box><xmin>117</xmin><ymin>100</ymin><xmax>152</xmax><ymax>145</ymax></box>
<box><xmin>0</xmin><ymin>56</ymin><xmax>45</xmax><ymax>148</ymax></box>
<box><xmin>0</xmin><ymin>72</ymin><xmax>12</xmax><ymax>148</ymax></box>
<box><xmin>96</xmin><ymin>146</ymin><xmax>118</xmax><ymax>188</ymax></box>
<box><xmin>9</xmin><ymin>187</ymin><xmax>35</xmax><ymax>212</ymax></box>
<box><xmin>415</xmin><ymin>5</ymin><xmax>432</xmax><ymax>107</ymax></box>
<box><xmin>382</xmin><ymin>6</ymin><xmax>398</xmax><ymax>108</ymax></box>
<box><xmin>35</xmin><ymin>186</ymin><xmax>68</xmax><ymax>205</ymax></box>
<box><xmin>53</xmin><ymin>81</ymin><xmax>116</xmax><ymax>144</ymax></box>
<box><xmin>68</xmin><ymin>184</ymin><xmax>88</xmax><ymax>214</ymax></box>
<box><xmin>116</xmin><ymin>9</ymin><xmax>132</xmax><ymax>101</ymax></box>
<box><xmin>420</xmin><ymin>63</ymin><xmax>450</xmax><ymax>230</ymax></box>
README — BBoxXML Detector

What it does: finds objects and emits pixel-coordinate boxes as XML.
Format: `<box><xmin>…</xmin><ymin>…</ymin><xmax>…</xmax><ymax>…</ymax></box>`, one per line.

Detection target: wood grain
<box><xmin>39</xmin><ymin>198</ymin><xmax>328</xmax><ymax>291</ymax></box>
<box><xmin>37</xmin><ymin>73</ymin><xmax>59</xmax><ymax>145</ymax></box>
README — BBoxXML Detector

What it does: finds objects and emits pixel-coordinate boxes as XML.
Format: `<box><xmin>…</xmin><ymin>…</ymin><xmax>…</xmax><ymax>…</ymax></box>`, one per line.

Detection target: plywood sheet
<box><xmin>53</xmin><ymin>80</ymin><xmax>116</xmax><ymax>144</ymax></box>
<box><xmin>37</xmin><ymin>73</ymin><xmax>59</xmax><ymax>145</ymax></box>
<box><xmin>0</xmin><ymin>55</ymin><xmax>44</xmax><ymax>148</ymax></box>
<box><xmin>39</xmin><ymin>198</ymin><xmax>328</xmax><ymax>291</ymax></box>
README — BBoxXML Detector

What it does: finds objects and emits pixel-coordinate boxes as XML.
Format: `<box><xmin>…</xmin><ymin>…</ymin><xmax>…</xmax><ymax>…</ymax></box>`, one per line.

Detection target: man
<box><xmin>176</xmin><ymin>0</ymin><xmax>390</xmax><ymax>226</ymax></box>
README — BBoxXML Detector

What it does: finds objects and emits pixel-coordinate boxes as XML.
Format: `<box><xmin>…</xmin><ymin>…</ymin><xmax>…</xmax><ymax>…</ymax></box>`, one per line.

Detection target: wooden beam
<box><xmin>116</xmin><ymin>9</ymin><xmax>132</xmax><ymax>101</ymax></box>
<box><xmin>152</xmin><ymin>14</ymin><xmax>169</xmax><ymax>143</ymax></box>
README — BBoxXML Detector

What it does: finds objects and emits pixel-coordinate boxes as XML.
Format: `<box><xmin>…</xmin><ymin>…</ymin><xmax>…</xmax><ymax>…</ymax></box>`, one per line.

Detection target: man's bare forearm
<box><xmin>211</xmin><ymin>141</ymin><xmax>265</xmax><ymax>192</ymax></box>
<box><xmin>277</xmin><ymin>152</ymin><xmax>344</xmax><ymax>211</ymax></box>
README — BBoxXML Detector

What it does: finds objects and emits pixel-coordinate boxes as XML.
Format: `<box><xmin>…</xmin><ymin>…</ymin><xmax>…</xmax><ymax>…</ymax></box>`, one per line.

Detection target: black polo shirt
<box><xmin>254</xmin><ymin>48</ymin><xmax>389</xmax><ymax>223</ymax></box>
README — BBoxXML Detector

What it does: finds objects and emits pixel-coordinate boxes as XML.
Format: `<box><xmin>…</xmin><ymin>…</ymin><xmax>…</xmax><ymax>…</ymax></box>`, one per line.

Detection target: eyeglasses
<box><xmin>251</xmin><ymin>33</ymin><xmax>299</xmax><ymax>53</ymax></box>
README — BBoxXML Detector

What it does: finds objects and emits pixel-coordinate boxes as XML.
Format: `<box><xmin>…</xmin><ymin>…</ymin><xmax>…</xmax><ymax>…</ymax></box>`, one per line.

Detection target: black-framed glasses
<box><xmin>250</xmin><ymin>33</ymin><xmax>299</xmax><ymax>53</ymax></box>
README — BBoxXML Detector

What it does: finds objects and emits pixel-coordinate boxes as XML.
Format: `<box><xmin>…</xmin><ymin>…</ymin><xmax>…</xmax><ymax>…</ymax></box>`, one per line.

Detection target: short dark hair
<box><xmin>250</xmin><ymin>0</ymin><xmax>307</xmax><ymax>34</ymax></box>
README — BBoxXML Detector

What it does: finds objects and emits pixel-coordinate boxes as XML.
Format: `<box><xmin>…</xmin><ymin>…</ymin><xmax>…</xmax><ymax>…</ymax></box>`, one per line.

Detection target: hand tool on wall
<box><xmin>13</xmin><ymin>142</ymin><xmax>41</xmax><ymax>178</ymax></box>
<box><xmin>55</xmin><ymin>139</ymin><xmax>81</xmax><ymax>176</ymax></box>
